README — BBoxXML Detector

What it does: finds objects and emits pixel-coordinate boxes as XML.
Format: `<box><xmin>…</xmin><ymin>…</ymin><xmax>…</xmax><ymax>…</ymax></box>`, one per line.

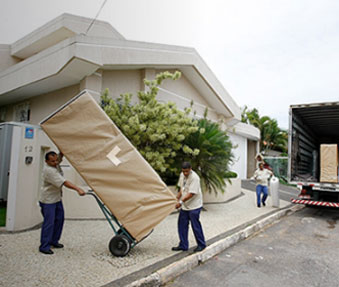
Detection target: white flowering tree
<box><xmin>101</xmin><ymin>71</ymin><xmax>200</xmax><ymax>183</ymax></box>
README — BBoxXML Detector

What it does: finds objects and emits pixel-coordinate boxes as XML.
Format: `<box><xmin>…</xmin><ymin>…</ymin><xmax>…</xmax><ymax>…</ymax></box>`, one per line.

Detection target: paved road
<box><xmin>242</xmin><ymin>179</ymin><xmax>299</xmax><ymax>202</ymax></box>
<box><xmin>166</xmin><ymin>206</ymin><xmax>339</xmax><ymax>287</ymax></box>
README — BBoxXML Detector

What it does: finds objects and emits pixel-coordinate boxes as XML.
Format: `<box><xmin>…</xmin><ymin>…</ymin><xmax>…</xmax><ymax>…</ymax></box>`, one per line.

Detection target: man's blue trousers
<box><xmin>256</xmin><ymin>184</ymin><xmax>268</xmax><ymax>207</ymax></box>
<box><xmin>178</xmin><ymin>207</ymin><xmax>206</xmax><ymax>250</ymax></box>
<box><xmin>39</xmin><ymin>201</ymin><xmax>64</xmax><ymax>251</ymax></box>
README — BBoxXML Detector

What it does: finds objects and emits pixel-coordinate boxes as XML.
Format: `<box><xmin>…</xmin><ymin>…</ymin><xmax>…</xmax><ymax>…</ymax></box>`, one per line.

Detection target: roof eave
<box><xmin>0</xmin><ymin>36</ymin><xmax>240</xmax><ymax>120</ymax></box>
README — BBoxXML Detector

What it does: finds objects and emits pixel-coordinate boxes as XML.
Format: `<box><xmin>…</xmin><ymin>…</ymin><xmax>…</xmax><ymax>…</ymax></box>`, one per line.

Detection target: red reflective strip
<box><xmin>291</xmin><ymin>198</ymin><xmax>339</xmax><ymax>207</ymax></box>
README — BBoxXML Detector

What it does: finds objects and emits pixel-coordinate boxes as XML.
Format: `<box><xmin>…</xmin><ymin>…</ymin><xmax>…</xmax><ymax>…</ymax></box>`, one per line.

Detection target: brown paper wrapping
<box><xmin>41</xmin><ymin>92</ymin><xmax>177</xmax><ymax>241</ymax></box>
<box><xmin>320</xmin><ymin>144</ymin><xmax>338</xmax><ymax>183</ymax></box>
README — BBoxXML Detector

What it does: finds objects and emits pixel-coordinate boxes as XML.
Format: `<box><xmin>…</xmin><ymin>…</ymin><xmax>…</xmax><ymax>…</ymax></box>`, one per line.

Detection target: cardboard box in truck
<box><xmin>320</xmin><ymin>144</ymin><xmax>338</xmax><ymax>183</ymax></box>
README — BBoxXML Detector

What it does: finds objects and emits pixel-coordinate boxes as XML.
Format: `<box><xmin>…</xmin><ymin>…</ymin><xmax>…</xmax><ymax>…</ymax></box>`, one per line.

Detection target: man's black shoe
<box><xmin>171</xmin><ymin>246</ymin><xmax>187</xmax><ymax>251</ymax></box>
<box><xmin>193</xmin><ymin>246</ymin><xmax>206</xmax><ymax>252</ymax></box>
<box><xmin>52</xmin><ymin>243</ymin><xmax>64</xmax><ymax>248</ymax></box>
<box><xmin>39</xmin><ymin>249</ymin><xmax>54</xmax><ymax>255</ymax></box>
<box><xmin>262</xmin><ymin>202</ymin><xmax>266</xmax><ymax>207</ymax></box>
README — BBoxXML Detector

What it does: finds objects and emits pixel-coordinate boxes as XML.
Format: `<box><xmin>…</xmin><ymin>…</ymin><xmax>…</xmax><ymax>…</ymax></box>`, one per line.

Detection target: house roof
<box><xmin>11</xmin><ymin>13</ymin><xmax>125</xmax><ymax>59</ymax></box>
<box><xmin>0</xmin><ymin>13</ymin><xmax>241</xmax><ymax>123</ymax></box>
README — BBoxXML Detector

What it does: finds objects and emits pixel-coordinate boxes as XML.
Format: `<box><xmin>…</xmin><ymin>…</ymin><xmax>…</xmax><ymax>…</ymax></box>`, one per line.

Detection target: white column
<box><xmin>6</xmin><ymin>126</ymin><xmax>21</xmax><ymax>231</ymax></box>
<box><xmin>80</xmin><ymin>70</ymin><xmax>103</xmax><ymax>102</ymax></box>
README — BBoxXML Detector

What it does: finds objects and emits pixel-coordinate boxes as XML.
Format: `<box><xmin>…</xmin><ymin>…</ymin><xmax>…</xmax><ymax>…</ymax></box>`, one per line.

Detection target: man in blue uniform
<box><xmin>39</xmin><ymin>151</ymin><xmax>85</xmax><ymax>255</ymax></box>
<box><xmin>172</xmin><ymin>162</ymin><xmax>206</xmax><ymax>252</ymax></box>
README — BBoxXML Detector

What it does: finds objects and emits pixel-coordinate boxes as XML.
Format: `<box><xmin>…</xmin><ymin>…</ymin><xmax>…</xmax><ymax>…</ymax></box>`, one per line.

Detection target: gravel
<box><xmin>0</xmin><ymin>190</ymin><xmax>289</xmax><ymax>287</ymax></box>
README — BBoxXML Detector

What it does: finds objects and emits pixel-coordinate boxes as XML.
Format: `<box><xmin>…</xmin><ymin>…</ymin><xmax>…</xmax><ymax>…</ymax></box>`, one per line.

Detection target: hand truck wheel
<box><xmin>109</xmin><ymin>234</ymin><xmax>131</xmax><ymax>257</ymax></box>
<box><xmin>117</xmin><ymin>228</ymin><xmax>133</xmax><ymax>244</ymax></box>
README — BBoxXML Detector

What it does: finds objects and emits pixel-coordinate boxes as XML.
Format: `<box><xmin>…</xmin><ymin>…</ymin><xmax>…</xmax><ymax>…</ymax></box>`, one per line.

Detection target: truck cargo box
<box><xmin>288</xmin><ymin>101</ymin><xmax>339</xmax><ymax>185</ymax></box>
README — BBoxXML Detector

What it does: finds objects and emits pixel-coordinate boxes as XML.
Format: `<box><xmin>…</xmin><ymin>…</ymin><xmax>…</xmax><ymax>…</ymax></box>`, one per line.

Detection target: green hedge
<box><xmin>0</xmin><ymin>207</ymin><xmax>6</xmax><ymax>227</ymax></box>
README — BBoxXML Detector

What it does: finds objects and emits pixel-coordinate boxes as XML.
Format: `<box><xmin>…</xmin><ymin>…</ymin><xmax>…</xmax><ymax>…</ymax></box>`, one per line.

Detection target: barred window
<box><xmin>14</xmin><ymin>102</ymin><xmax>30</xmax><ymax>122</ymax></box>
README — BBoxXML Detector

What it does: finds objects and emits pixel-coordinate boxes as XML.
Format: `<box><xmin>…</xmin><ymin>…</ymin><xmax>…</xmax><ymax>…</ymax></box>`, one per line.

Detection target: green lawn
<box><xmin>0</xmin><ymin>207</ymin><xmax>6</xmax><ymax>226</ymax></box>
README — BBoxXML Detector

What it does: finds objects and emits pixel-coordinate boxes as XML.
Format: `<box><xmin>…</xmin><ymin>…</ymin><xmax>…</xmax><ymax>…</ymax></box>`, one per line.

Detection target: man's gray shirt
<box><xmin>40</xmin><ymin>165</ymin><xmax>65</xmax><ymax>204</ymax></box>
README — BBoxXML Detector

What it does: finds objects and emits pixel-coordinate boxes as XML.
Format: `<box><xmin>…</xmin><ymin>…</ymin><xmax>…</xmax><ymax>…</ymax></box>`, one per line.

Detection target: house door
<box><xmin>247</xmin><ymin>140</ymin><xmax>257</xmax><ymax>178</ymax></box>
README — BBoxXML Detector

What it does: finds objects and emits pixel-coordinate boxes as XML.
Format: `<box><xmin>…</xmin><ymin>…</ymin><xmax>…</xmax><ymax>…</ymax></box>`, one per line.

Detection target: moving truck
<box><xmin>289</xmin><ymin>101</ymin><xmax>339</xmax><ymax>207</ymax></box>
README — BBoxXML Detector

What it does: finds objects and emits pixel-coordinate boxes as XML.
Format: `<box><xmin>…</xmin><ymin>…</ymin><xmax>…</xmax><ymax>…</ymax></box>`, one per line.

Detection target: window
<box><xmin>14</xmin><ymin>102</ymin><xmax>30</xmax><ymax>122</ymax></box>
<box><xmin>0</xmin><ymin>107</ymin><xmax>6</xmax><ymax>122</ymax></box>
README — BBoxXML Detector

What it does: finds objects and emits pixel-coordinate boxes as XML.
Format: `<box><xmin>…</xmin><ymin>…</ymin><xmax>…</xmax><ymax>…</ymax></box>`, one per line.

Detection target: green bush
<box><xmin>178</xmin><ymin>118</ymin><xmax>235</xmax><ymax>194</ymax></box>
<box><xmin>225</xmin><ymin>171</ymin><xmax>238</xmax><ymax>178</ymax></box>
<box><xmin>101</xmin><ymin>71</ymin><xmax>200</xmax><ymax>180</ymax></box>
<box><xmin>101</xmin><ymin>71</ymin><xmax>235</xmax><ymax>192</ymax></box>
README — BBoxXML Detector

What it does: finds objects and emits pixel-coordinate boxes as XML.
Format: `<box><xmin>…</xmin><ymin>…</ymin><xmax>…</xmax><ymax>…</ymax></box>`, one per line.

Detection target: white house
<box><xmin>0</xmin><ymin>14</ymin><xmax>259</xmax><ymax>231</ymax></box>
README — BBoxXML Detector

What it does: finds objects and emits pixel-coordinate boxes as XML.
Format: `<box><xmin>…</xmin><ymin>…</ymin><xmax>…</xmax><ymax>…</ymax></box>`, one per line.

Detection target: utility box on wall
<box><xmin>0</xmin><ymin>122</ymin><xmax>53</xmax><ymax>231</ymax></box>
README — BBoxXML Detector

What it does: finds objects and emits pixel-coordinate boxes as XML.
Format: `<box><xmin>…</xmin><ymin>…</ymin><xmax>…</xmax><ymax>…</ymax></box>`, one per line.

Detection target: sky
<box><xmin>1</xmin><ymin>0</ymin><xmax>339</xmax><ymax>129</ymax></box>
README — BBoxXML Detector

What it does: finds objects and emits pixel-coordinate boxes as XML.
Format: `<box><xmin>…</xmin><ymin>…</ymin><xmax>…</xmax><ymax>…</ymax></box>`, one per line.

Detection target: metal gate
<box><xmin>0</xmin><ymin>123</ymin><xmax>13</xmax><ymax>201</ymax></box>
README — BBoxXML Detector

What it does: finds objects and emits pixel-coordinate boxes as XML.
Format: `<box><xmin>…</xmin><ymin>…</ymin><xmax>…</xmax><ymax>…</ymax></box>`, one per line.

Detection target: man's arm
<box><xmin>175</xmin><ymin>188</ymin><xmax>183</xmax><ymax>209</ymax></box>
<box><xmin>175</xmin><ymin>192</ymin><xmax>194</xmax><ymax>209</ymax></box>
<box><xmin>175</xmin><ymin>175</ymin><xmax>199</xmax><ymax>209</ymax></box>
<box><xmin>63</xmin><ymin>181</ymin><xmax>85</xmax><ymax>196</ymax></box>
<box><xmin>175</xmin><ymin>174</ymin><xmax>183</xmax><ymax>205</ymax></box>
<box><xmin>176</xmin><ymin>189</ymin><xmax>182</xmax><ymax>200</ymax></box>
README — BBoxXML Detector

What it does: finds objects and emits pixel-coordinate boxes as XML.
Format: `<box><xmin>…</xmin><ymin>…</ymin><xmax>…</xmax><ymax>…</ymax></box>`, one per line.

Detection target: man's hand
<box><xmin>58</xmin><ymin>152</ymin><xmax>64</xmax><ymax>164</ymax></box>
<box><xmin>77</xmin><ymin>188</ymin><xmax>86</xmax><ymax>196</ymax></box>
<box><xmin>175</xmin><ymin>202</ymin><xmax>182</xmax><ymax>209</ymax></box>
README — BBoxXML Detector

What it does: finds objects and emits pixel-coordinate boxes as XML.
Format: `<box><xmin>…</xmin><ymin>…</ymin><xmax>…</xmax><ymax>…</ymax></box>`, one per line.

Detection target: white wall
<box><xmin>0</xmin><ymin>45</ymin><xmax>20</xmax><ymax>72</ymax></box>
<box><xmin>155</xmin><ymin>70</ymin><xmax>219</xmax><ymax>121</ymax></box>
<box><xmin>202</xmin><ymin>178</ymin><xmax>241</xmax><ymax>203</ymax></box>
<box><xmin>61</xmin><ymin>164</ymin><xmax>104</xmax><ymax>219</ymax></box>
<box><xmin>2</xmin><ymin>84</ymin><xmax>80</xmax><ymax>124</ymax></box>
<box><xmin>30</xmin><ymin>85</ymin><xmax>80</xmax><ymax>125</ymax></box>
<box><xmin>157</xmin><ymin>70</ymin><xmax>209</xmax><ymax>106</ymax></box>
<box><xmin>228</xmin><ymin>132</ymin><xmax>247</xmax><ymax>179</ymax></box>
<box><xmin>102</xmin><ymin>70</ymin><xmax>142</xmax><ymax>103</ymax></box>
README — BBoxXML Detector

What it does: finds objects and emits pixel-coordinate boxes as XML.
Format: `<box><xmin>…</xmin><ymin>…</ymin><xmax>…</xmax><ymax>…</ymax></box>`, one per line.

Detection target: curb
<box><xmin>126</xmin><ymin>204</ymin><xmax>304</xmax><ymax>287</ymax></box>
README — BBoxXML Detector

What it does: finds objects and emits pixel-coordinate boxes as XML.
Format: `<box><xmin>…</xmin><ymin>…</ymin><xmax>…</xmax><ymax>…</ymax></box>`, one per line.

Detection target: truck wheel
<box><xmin>109</xmin><ymin>235</ymin><xmax>131</xmax><ymax>257</ymax></box>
